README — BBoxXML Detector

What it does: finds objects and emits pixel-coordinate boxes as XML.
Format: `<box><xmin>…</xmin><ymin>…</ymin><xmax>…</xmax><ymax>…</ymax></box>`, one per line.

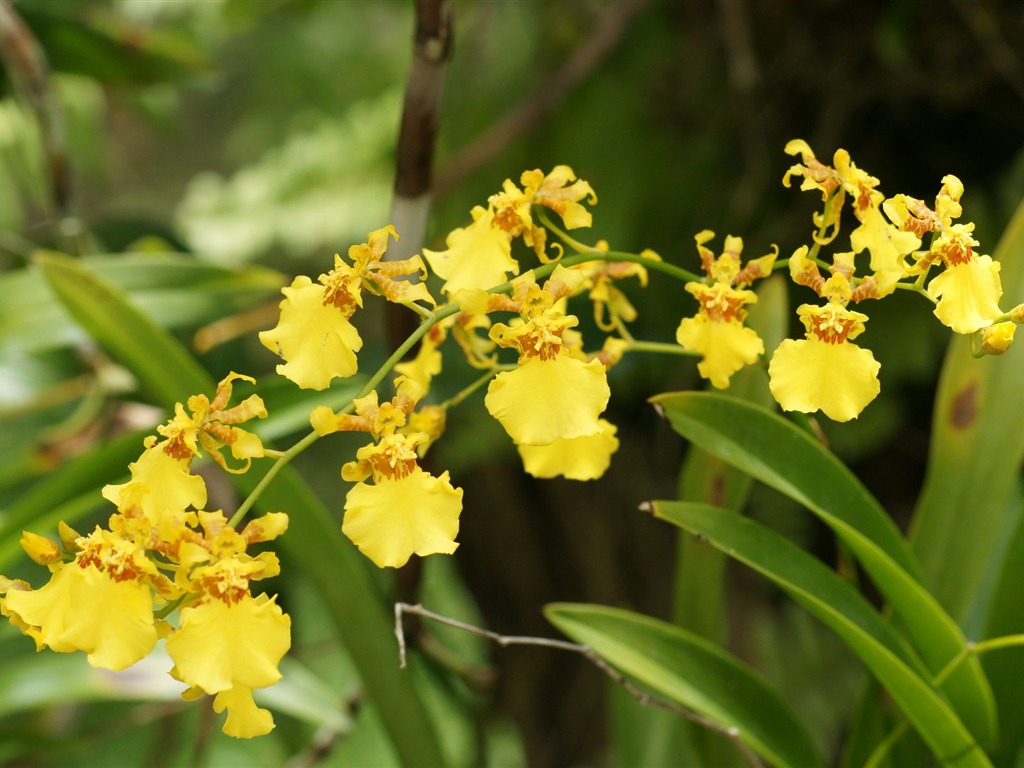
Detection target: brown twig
<box><xmin>434</xmin><ymin>0</ymin><xmax>647</xmax><ymax>199</ymax></box>
<box><xmin>389</xmin><ymin>0</ymin><xmax>453</xmax><ymax>262</ymax></box>
<box><xmin>385</xmin><ymin>0</ymin><xmax>453</xmax><ymax>357</ymax></box>
<box><xmin>394</xmin><ymin>602</ymin><xmax>764</xmax><ymax>768</ymax></box>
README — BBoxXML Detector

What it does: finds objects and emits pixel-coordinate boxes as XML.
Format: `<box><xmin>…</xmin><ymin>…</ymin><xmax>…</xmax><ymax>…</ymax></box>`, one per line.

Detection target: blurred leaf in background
<box><xmin>0</xmin><ymin>0</ymin><xmax>1023</xmax><ymax>765</ymax></box>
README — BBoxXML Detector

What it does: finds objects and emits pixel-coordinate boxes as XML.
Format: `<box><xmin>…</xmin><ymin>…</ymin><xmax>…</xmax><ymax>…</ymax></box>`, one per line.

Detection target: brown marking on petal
<box><xmin>808</xmin><ymin>312</ymin><xmax>859</xmax><ymax>344</ymax></box>
<box><xmin>210</xmin><ymin>381</ymin><xmax>235</xmax><ymax>412</ymax></box>
<box><xmin>791</xmin><ymin>262</ymin><xmax>825</xmax><ymax>294</ymax></box>
<box><xmin>322</xmin><ymin>285</ymin><xmax>360</xmax><ymax>314</ymax></box>
<box><xmin>939</xmin><ymin>237</ymin><xmax>973</xmax><ymax>267</ymax></box>
<box><xmin>491</xmin><ymin>200</ymin><xmax>524</xmax><ymax>234</ymax></box>
<box><xmin>204</xmin><ymin>421</ymin><xmax>235</xmax><ymax>446</ymax></box>
<box><xmin>697</xmin><ymin>288</ymin><xmax>748</xmax><ymax>323</ymax></box>
<box><xmin>855</xmin><ymin>185</ymin><xmax>874</xmax><ymax>213</ymax></box>
<box><xmin>850</xmin><ymin>277</ymin><xmax>880</xmax><ymax>302</ymax></box>
<box><xmin>802</xmin><ymin>158</ymin><xmax>841</xmax><ymax>194</ymax></box>
<box><xmin>199</xmin><ymin>576</ymin><xmax>248</xmax><ymax>605</ymax></box>
<box><xmin>369</xmin><ymin>452</ymin><xmax>417</xmax><ymax>479</ymax></box>
<box><xmin>735</xmin><ymin>262</ymin><xmax>766</xmax><ymax>286</ymax></box>
<box><xmin>76</xmin><ymin>550</ymin><xmax>101</xmax><ymax>570</ymax></box>
<box><xmin>161</xmin><ymin>437</ymin><xmax>194</xmax><ymax>461</ymax></box>
<box><xmin>950</xmin><ymin>381</ymin><xmax>978</xmax><ymax>429</ymax></box>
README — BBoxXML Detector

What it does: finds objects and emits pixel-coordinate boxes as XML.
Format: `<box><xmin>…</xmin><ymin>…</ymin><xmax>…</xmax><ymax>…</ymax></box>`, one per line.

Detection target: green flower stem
<box><xmin>153</xmin><ymin>594</ymin><xmax>188</xmax><ymax>620</ymax></box>
<box><xmin>627</xmin><ymin>339</ymin><xmax>699</xmax><ymax>357</ymax></box>
<box><xmin>928</xmin><ymin>634</ymin><xmax>1024</xmax><ymax>692</ymax></box>
<box><xmin>970</xmin><ymin>332</ymin><xmax>987</xmax><ymax>359</ymax></box>
<box><xmin>893</xmin><ymin>280</ymin><xmax>935</xmax><ymax>301</ymax></box>
<box><xmin>231</xmin><ymin>246</ymin><xmax>699</xmax><ymax>525</ymax></box>
<box><xmin>593</xmin><ymin>251</ymin><xmax>704</xmax><ymax>283</ymax></box>
<box><xmin>863</xmin><ymin>723</ymin><xmax>910</xmax><ymax>768</ymax></box>
<box><xmin>230</xmin><ymin>427</ymin><xmax>322</xmax><ymax>527</ymax></box>
<box><xmin>861</xmin><ymin>634</ymin><xmax>1024</xmax><ymax>766</ymax></box>
<box><xmin>535</xmin><ymin>209</ymin><xmax>602</xmax><ymax>254</ymax></box>
<box><xmin>403</xmin><ymin>300</ymin><xmax>434</xmax><ymax>320</ymax></box>
<box><xmin>612</xmin><ymin>315</ymin><xmax>636</xmax><ymax>343</ymax></box>
<box><xmin>439</xmin><ymin>367</ymin><xmax>511</xmax><ymax>410</ymax></box>
<box><xmin>537</xmin><ymin>208</ymin><xmax>705</xmax><ymax>283</ymax></box>
<box><xmin>356</xmin><ymin>309</ymin><xmax>457</xmax><ymax>401</ymax></box>
<box><xmin>232</xmin><ymin>306</ymin><xmax>462</xmax><ymax>525</ymax></box>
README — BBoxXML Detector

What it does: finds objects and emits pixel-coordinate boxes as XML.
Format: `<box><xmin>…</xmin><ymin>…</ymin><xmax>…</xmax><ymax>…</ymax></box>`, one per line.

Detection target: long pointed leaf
<box><xmin>652</xmin><ymin>391</ymin><xmax>996</xmax><ymax>748</ymax></box>
<box><xmin>545</xmin><ymin>603</ymin><xmax>825</xmax><ymax>768</ymax></box>
<box><xmin>36</xmin><ymin>251</ymin><xmax>210</xmax><ymax>404</ymax></box>
<box><xmin>653</xmin><ymin>501</ymin><xmax>989</xmax><ymax>767</ymax></box>
<box><xmin>4</xmin><ymin>252</ymin><xmax>282</xmax><ymax>354</ymax></box>
<box><xmin>910</xmin><ymin>196</ymin><xmax>1024</xmax><ymax>624</ymax></box>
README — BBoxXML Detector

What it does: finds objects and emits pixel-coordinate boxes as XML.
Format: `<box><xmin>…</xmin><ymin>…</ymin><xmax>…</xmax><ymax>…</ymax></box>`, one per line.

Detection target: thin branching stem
<box><xmin>394</xmin><ymin>602</ymin><xmax>765</xmax><ymax>768</ymax></box>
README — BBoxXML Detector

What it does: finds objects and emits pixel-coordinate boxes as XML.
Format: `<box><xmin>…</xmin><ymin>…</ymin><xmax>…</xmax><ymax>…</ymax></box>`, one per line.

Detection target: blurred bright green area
<box><xmin>1</xmin><ymin>0</ymin><xmax>1023</xmax><ymax>765</ymax></box>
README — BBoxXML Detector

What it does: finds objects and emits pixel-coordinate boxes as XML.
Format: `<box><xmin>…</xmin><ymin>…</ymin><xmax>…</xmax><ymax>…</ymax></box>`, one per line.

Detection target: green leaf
<box><xmin>35</xmin><ymin>251</ymin><xmax>213</xmax><ymax>404</ymax></box>
<box><xmin>673</xmin><ymin>274</ymin><xmax>788</xmax><ymax>637</ymax></box>
<box><xmin>0</xmin><ymin>639</ymin><xmax>352</xmax><ymax>735</ymax></box>
<box><xmin>653</xmin><ymin>501</ymin><xmax>990</xmax><ymax>767</ymax></box>
<box><xmin>21</xmin><ymin>4</ymin><xmax>211</xmax><ymax>85</ymax></box>
<box><xmin>651</xmin><ymin>391</ymin><xmax>997</xmax><ymax>748</ymax></box>
<box><xmin>2</xmin><ymin>253</ymin><xmax>283</xmax><ymax>354</ymax></box>
<box><xmin>0</xmin><ymin>429</ymin><xmax>145</xmax><ymax>570</ymax></box>
<box><xmin>654</xmin><ymin>275</ymin><xmax>790</xmax><ymax>768</ymax></box>
<box><xmin>910</xmin><ymin>195</ymin><xmax>1024</xmax><ymax>625</ymax></box>
<box><xmin>545</xmin><ymin>603</ymin><xmax>825</xmax><ymax>768</ymax></box>
<box><xmin>978</xmin><ymin>480</ymin><xmax>1024</xmax><ymax>767</ymax></box>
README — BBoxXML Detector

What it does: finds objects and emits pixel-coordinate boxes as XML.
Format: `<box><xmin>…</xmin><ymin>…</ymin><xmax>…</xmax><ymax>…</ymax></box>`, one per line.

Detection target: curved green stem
<box><xmin>230</xmin><ymin>428</ymin><xmax>322</xmax><ymax>527</ymax></box>
<box><xmin>536</xmin><ymin>208</ymin><xmax>604</xmax><ymax>255</ymax></box>
<box><xmin>439</xmin><ymin>367</ymin><xmax>510</xmax><ymax>410</ymax></box>
<box><xmin>859</xmin><ymin>629</ymin><xmax>1021</xmax><ymax>768</ymax></box>
<box><xmin>537</xmin><ymin>208</ymin><xmax>704</xmax><ymax>282</ymax></box>
<box><xmin>627</xmin><ymin>339</ymin><xmax>699</xmax><ymax>357</ymax></box>
<box><xmin>931</xmin><ymin>634</ymin><xmax>1024</xmax><ymax>688</ymax></box>
<box><xmin>893</xmin><ymin>280</ymin><xmax>935</xmax><ymax>302</ymax></box>
<box><xmin>231</xmin><ymin>244</ymin><xmax>706</xmax><ymax>525</ymax></box>
<box><xmin>863</xmin><ymin>721</ymin><xmax>910</xmax><ymax>768</ymax></box>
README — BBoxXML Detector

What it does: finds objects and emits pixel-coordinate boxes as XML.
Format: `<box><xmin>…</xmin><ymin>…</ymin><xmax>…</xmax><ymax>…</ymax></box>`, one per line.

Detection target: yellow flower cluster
<box><xmin>3</xmin><ymin>144</ymin><xmax>1019</xmax><ymax>742</ymax></box>
<box><xmin>311</xmin><ymin>377</ymin><xmax>462</xmax><ymax>569</ymax></box>
<box><xmin>1</xmin><ymin>143</ymin><xmax>1016</xmax><ymax>742</ymax></box>
<box><xmin>259</xmin><ymin>225</ymin><xmax>432</xmax><ymax>390</ymax></box>
<box><xmin>476</xmin><ymin>267</ymin><xmax>620</xmax><ymax>480</ymax></box>
<box><xmin>254</xmin><ymin>170</ymin><xmax>625</xmax><ymax>570</ymax></box>
<box><xmin>0</xmin><ymin>374</ymin><xmax>288</xmax><ymax>738</ymax></box>
<box><xmin>678</xmin><ymin>140</ymin><xmax>1012</xmax><ymax>421</ymax></box>
<box><xmin>423</xmin><ymin>166</ymin><xmax>596</xmax><ymax>295</ymax></box>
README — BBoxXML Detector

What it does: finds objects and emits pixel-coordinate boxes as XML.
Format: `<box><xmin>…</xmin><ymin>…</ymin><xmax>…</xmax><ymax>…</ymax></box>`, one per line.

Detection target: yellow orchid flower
<box><xmin>769</xmin><ymin>273</ymin><xmax>881</xmax><ymax>422</ymax></box>
<box><xmin>517</xmin><ymin>419</ymin><xmax>619</xmax><ymax>480</ymax></box>
<box><xmin>158</xmin><ymin>372</ymin><xmax>268</xmax><ymax>473</ymax></box>
<box><xmin>341</xmin><ymin>432</ymin><xmax>462</xmax><ymax>568</ymax></box>
<box><xmin>423</xmin><ymin>206</ymin><xmax>519</xmax><ymax>295</ymax></box>
<box><xmin>676</xmin><ymin>232</ymin><xmax>775</xmax><ymax>389</ymax></box>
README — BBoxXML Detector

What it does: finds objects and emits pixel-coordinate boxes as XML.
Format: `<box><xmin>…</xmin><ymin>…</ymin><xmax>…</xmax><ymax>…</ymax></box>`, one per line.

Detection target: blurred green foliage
<box><xmin>1</xmin><ymin>0</ymin><xmax>1023</xmax><ymax>765</ymax></box>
